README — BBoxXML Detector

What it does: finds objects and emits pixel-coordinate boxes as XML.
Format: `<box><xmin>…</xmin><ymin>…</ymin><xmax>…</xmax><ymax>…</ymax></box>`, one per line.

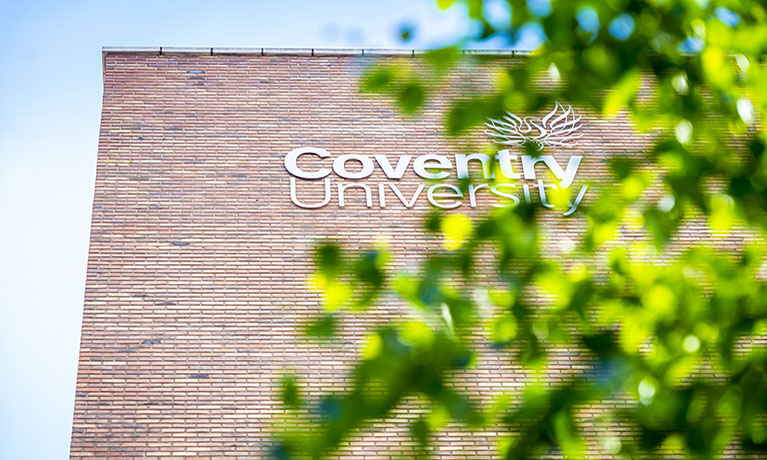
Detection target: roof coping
<box><xmin>101</xmin><ymin>46</ymin><xmax>529</xmax><ymax>76</ymax></box>
<box><xmin>102</xmin><ymin>46</ymin><xmax>528</xmax><ymax>57</ymax></box>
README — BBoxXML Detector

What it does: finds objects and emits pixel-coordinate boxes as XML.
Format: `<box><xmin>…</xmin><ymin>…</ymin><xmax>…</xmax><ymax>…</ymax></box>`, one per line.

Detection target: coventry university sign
<box><xmin>284</xmin><ymin>102</ymin><xmax>589</xmax><ymax>216</ymax></box>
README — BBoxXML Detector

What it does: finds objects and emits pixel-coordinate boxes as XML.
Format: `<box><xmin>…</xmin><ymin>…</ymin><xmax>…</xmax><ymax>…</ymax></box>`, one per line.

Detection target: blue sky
<box><xmin>0</xmin><ymin>1</ymin><xmax>520</xmax><ymax>458</ymax></box>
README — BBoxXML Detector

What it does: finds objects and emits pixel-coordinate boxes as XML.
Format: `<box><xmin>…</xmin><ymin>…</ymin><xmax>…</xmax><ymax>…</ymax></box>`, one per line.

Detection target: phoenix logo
<box><xmin>484</xmin><ymin>102</ymin><xmax>584</xmax><ymax>150</ymax></box>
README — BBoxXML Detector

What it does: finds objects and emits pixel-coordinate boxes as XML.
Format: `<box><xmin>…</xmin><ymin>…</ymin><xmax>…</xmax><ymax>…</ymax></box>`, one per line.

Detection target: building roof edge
<box><xmin>102</xmin><ymin>46</ymin><xmax>528</xmax><ymax>57</ymax></box>
<box><xmin>100</xmin><ymin>46</ymin><xmax>529</xmax><ymax>80</ymax></box>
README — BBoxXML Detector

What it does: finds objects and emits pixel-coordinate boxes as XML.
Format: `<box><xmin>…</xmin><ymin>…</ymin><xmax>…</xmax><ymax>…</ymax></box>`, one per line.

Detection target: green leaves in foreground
<box><xmin>274</xmin><ymin>326</ymin><xmax>481</xmax><ymax>460</ymax></box>
<box><xmin>272</xmin><ymin>0</ymin><xmax>767</xmax><ymax>458</ymax></box>
<box><xmin>276</xmin><ymin>214</ymin><xmax>767</xmax><ymax>459</ymax></box>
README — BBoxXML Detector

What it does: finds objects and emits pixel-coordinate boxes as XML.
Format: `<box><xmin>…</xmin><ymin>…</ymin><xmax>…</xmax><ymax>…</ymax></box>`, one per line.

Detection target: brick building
<box><xmin>71</xmin><ymin>47</ymin><xmax>753</xmax><ymax>459</ymax></box>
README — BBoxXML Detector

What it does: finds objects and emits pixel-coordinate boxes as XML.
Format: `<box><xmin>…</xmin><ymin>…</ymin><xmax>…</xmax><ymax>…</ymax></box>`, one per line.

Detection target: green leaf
<box><xmin>303</xmin><ymin>314</ymin><xmax>337</xmax><ymax>338</ymax></box>
<box><xmin>436</xmin><ymin>0</ymin><xmax>456</xmax><ymax>10</ymax></box>
<box><xmin>361</xmin><ymin>67</ymin><xmax>394</xmax><ymax>92</ymax></box>
<box><xmin>280</xmin><ymin>374</ymin><xmax>302</xmax><ymax>409</ymax></box>
<box><xmin>397</xmin><ymin>82</ymin><xmax>426</xmax><ymax>113</ymax></box>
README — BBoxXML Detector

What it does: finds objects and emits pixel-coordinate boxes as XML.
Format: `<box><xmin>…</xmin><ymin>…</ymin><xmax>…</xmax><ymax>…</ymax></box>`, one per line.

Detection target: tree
<box><xmin>272</xmin><ymin>1</ymin><xmax>767</xmax><ymax>458</ymax></box>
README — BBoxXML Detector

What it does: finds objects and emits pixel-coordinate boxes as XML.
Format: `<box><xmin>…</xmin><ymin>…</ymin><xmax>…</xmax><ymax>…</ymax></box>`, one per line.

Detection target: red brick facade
<box><xmin>72</xmin><ymin>49</ymin><xmax>753</xmax><ymax>459</ymax></box>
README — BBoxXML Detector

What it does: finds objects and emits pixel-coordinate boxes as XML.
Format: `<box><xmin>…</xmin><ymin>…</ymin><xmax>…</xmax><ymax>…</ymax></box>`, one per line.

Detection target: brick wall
<box><xmin>71</xmin><ymin>50</ymin><xmax>754</xmax><ymax>459</ymax></box>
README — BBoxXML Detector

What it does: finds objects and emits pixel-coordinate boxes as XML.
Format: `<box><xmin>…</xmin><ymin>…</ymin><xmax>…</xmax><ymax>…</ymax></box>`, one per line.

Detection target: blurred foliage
<box><xmin>272</xmin><ymin>1</ymin><xmax>767</xmax><ymax>458</ymax></box>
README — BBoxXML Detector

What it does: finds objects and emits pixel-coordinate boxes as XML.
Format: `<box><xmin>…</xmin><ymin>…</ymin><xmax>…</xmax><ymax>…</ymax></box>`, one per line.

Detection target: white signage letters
<box><xmin>333</xmin><ymin>154</ymin><xmax>375</xmax><ymax>180</ymax></box>
<box><xmin>374</xmin><ymin>154</ymin><xmax>412</xmax><ymax>179</ymax></box>
<box><xmin>413</xmin><ymin>155</ymin><xmax>452</xmax><ymax>180</ymax></box>
<box><xmin>521</xmin><ymin>154</ymin><xmax>582</xmax><ymax>188</ymax></box>
<box><xmin>456</xmin><ymin>153</ymin><xmax>494</xmax><ymax>179</ymax></box>
<box><xmin>285</xmin><ymin>148</ymin><xmax>589</xmax><ymax>215</ymax></box>
<box><xmin>285</xmin><ymin>147</ymin><xmax>332</xmax><ymax>179</ymax></box>
<box><xmin>284</xmin><ymin>103</ymin><xmax>590</xmax><ymax>215</ymax></box>
<box><xmin>495</xmin><ymin>150</ymin><xmax>521</xmax><ymax>179</ymax></box>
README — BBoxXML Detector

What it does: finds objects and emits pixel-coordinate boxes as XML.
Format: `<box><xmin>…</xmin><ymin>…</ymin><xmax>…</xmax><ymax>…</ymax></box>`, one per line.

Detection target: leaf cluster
<box><xmin>271</xmin><ymin>1</ymin><xmax>767</xmax><ymax>458</ymax></box>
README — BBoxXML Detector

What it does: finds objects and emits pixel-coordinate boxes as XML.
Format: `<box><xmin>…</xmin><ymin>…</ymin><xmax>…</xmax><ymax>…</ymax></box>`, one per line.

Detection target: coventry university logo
<box><xmin>484</xmin><ymin>102</ymin><xmax>583</xmax><ymax>150</ymax></box>
<box><xmin>284</xmin><ymin>101</ymin><xmax>589</xmax><ymax>215</ymax></box>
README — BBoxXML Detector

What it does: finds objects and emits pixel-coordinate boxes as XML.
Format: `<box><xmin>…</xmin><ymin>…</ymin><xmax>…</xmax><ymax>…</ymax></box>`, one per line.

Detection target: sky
<box><xmin>0</xmin><ymin>1</ymin><xmax>510</xmax><ymax>458</ymax></box>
